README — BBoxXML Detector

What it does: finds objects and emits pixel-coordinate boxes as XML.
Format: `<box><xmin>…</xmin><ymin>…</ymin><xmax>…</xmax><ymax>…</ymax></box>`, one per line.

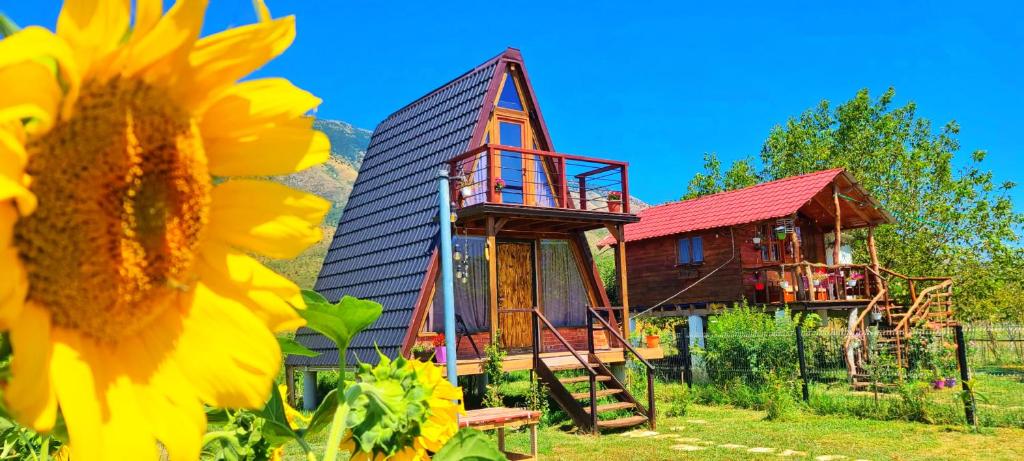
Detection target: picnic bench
<box><xmin>458</xmin><ymin>407</ymin><xmax>540</xmax><ymax>460</ymax></box>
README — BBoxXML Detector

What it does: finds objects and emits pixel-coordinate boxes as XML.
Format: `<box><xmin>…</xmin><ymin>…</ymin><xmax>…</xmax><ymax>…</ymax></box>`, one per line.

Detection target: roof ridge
<box><xmin>643</xmin><ymin>167</ymin><xmax>845</xmax><ymax>213</ymax></box>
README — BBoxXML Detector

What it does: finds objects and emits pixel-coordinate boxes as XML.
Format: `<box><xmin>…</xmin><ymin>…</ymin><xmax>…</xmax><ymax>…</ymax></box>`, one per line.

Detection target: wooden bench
<box><xmin>458</xmin><ymin>407</ymin><xmax>540</xmax><ymax>460</ymax></box>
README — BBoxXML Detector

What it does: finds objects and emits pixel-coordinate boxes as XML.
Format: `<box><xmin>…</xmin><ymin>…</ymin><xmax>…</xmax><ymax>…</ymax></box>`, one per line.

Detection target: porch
<box><xmin>439</xmin><ymin>347</ymin><xmax>665</xmax><ymax>377</ymax></box>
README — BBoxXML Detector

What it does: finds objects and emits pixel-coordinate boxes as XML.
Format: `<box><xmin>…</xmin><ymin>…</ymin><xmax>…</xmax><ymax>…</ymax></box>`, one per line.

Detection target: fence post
<box><xmin>795</xmin><ymin>324</ymin><xmax>810</xmax><ymax>402</ymax></box>
<box><xmin>677</xmin><ymin>324</ymin><xmax>692</xmax><ymax>388</ymax></box>
<box><xmin>954</xmin><ymin>325</ymin><xmax>976</xmax><ymax>426</ymax></box>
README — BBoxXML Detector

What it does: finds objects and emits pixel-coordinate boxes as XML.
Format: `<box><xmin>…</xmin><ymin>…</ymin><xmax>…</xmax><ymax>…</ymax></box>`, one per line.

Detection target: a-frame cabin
<box><xmin>288</xmin><ymin>49</ymin><xmax>663</xmax><ymax>432</ymax></box>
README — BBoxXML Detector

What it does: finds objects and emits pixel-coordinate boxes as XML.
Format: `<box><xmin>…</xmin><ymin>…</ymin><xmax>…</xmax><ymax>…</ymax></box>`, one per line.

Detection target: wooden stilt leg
<box><xmin>530</xmin><ymin>424</ymin><xmax>538</xmax><ymax>459</ymax></box>
<box><xmin>497</xmin><ymin>427</ymin><xmax>506</xmax><ymax>452</ymax></box>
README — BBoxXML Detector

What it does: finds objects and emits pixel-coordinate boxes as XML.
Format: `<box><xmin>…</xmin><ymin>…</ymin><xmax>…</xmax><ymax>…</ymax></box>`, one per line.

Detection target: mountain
<box><xmin>261</xmin><ymin>119</ymin><xmax>371</xmax><ymax>287</ymax></box>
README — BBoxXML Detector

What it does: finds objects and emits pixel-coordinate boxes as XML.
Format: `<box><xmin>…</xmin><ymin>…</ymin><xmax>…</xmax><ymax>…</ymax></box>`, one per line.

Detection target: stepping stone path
<box><xmin>619</xmin><ymin>430</ymin><xmax>659</xmax><ymax>438</ymax></box>
<box><xmin>675</xmin><ymin>437</ymin><xmax>702</xmax><ymax>443</ymax></box>
<box><xmin>780</xmin><ymin>449</ymin><xmax>809</xmax><ymax>457</ymax></box>
<box><xmin>718</xmin><ymin>443</ymin><xmax>747</xmax><ymax>450</ymax></box>
<box><xmin>671</xmin><ymin>444</ymin><xmax>706</xmax><ymax>452</ymax></box>
<box><xmin>685</xmin><ymin>419</ymin><xmax>708</xmax><ymax>424</ymax></box>
<box><xmin>815</xmin><ymin>456</ymin><xmax>848</xmax><ymax>461</ymax></box>
<box><xmin>748</xmin><ymin>447</ymin><xmax>776</xmax><ymax>454</ymax></box>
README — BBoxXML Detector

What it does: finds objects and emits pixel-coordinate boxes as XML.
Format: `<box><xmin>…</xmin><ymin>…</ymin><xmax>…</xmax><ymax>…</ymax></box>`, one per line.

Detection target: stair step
<box><xmin>560</xmin><ymin>375</ymin><xmax>612</xmax><ymax>385</ymax></box>
<box><xmin>596</xmin><ymin>415</ymin><xmax>649</xmax><ymax>430</ymax></box>
<box><xmin>582</xmin><ymin>402</ymin><xmax>637</xmax><ymax>414</ymax></box>
<box><xmin>571</xmin><ymin>389</ymin><xmax>623</xmax><ymax>400</ymax></box>
<box><xmin>546</xmin><ymin>361</ymin><xmax>599</xmax><ymax>372</ymax></box>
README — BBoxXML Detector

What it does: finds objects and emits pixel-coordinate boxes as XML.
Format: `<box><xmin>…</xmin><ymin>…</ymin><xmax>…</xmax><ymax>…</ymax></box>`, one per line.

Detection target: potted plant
<box><xmin>493</xmin><ymin>178</ymin><xmax>506</xmax><ymax>195</ymax></box>
<box><xmin>432</xmin><ymin>334</ymin><xmax>447</xmax><ymax>364</ymax></box>
<box><xmin>752</xmin><ymin>235</ymin><xmax>762</xmax><ymax>246</ymax></box>
<box><xmin>643</xmin><ymin>324</ymin><xmax>661</xmax><ymax>349</ymax></box>
<box><xmin>775</xmin><ymin>226</ymin><xmax>788</xmax><ymax>241</ymax></box>
<box><xmin>607</xmin><ymin>191</ymin><xmax>623</xmax><ymax>212</ymax></box>
<box><xmin>931</xmin><ymin>368</ymin><xmax>946</xmax><ymax>390</ymax></box>
<box><xmin>945</xmin><ymin>376</ymin><xmax>957</xmax><ymax>387</ymax></box>
<box><xmin>871</xmin><ymin>308</ymin><xmax>883</xmax><ymax>322</ymax></box>
<box><xmin>411</xmin><ymin>342</ymin><xmax>433</xmax><ymax>361</ymax></box>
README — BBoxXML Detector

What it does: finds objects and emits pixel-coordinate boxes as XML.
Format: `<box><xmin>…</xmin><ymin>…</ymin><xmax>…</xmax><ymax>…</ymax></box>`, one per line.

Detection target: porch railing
<box><xmin>448</xmin><ymin>144</ymin><xmax>630</xmax><ymax>213</ymax></box>
<box><xmin>528</xmin><ymin>307</ymin><xmax>600</xmax><ymax>431</ymax></box>
<box><xmin>744</xmin><ymin>262</ymin><xmax>879</xmax><ymax>303</ymax></box>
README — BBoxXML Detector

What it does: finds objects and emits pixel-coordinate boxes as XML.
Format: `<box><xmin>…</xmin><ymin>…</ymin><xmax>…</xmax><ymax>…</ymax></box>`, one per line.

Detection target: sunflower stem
<box><xmin>321</xmin><ymin>402</ymin><xmax>349</xmax><ymax>461</ymax></box>
<box><xmin>39</xmin><ymin>437</ymin><xmax>49</xmax><ymax>461</ymax></box>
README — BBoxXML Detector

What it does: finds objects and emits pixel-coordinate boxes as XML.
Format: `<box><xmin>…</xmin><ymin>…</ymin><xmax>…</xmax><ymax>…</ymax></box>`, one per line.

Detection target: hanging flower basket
<box><xmin>775</xmin><ymin>226</ymin><xmax>788</xmax><ymax>241</ymax></box>
<box><xmin>493</xmin><ymin>178</ymin><xmax>506</xmax><ymax>193</ymax></box>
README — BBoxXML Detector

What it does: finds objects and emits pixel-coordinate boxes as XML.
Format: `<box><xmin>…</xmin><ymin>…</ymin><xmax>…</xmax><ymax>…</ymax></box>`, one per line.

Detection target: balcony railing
<box><xmin>448</xmin><ymin>144</ymin><xmax>630</xmax><ymax>213</ymax></box>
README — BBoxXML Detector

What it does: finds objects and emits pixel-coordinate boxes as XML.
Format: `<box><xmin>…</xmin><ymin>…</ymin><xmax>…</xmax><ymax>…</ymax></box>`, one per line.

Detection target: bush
<box><xmin>664</xmin><ymin>385</ymin><xmax>692</xmax><ymax>418</ymax></box>
<box><xmin>761</xmin><ymin>373</ymin><xmax>799</xmax><ymax>421</ymax></box>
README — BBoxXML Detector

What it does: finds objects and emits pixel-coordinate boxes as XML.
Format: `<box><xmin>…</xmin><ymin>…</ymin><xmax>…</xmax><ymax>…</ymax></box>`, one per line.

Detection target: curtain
<box><xmin>431</xmin><ymin>236</ymin><xmax>489</xmax><ymax>333</ymax></box>
<box><xmin>462</xmin><ymin>153</ymin><xmax>488</xmax><ymax>206</ymax></box>
<box><xmin>540</xmin><ymin>240</ymin><xmax>589</xmax><ymax>327</ymax></box>
<box><xmin>533</xmin><ymin>156</ymin><xmax>557</xmax><ymax>207</ymax></box>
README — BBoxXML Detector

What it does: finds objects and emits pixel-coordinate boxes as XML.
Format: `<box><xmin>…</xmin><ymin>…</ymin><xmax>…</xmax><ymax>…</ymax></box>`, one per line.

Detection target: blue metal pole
<box><xmin>437</xmin><ymin>170</ymin><xmax>459</xmax><ymax>385</ymax></box>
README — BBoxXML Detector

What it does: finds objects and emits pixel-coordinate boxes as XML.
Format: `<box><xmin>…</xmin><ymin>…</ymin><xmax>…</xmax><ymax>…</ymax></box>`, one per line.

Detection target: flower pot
<box><xmin>932</xmin><ymin>379</ymin><xmax>945</xmax><ymax>390</ymax></box>
<box><xmin>784</xmin><ymin>291</ymin><xmax>797</xmax><ymax>303</ymax></box>
<box><xmin>776</xmin><ymin>232</ymin><xmax>787</xmax><ymax>241</ymax></box>
<box><xmin>434</xmin><ymin>346</ymin><xmax>447</xmax><ymax>364</ymax></box>
<box><xmin>945</xmin><ymin>377</ymin><xmax>957</xmax><ymax>387</ymax></box>
<box><xmin>846</xmin><ymin>280</ymin><xmax>858</xmax><ymax>288</ymax></box>
<box><xmin>752</xmin><ymin>237</ymin><xmax>762</xmax><ymax>245</ymax></box>
<box><xmin>607</xmin><ymin>200</ymin><xmax>622</xmax><ymax>213</ymax></box>
<box><xmin>645</xmin><ymin>335</ymin><xmax>660</xmax><ymax>349</ymax></box>
<box><xmin>779</xmin><ymin>281</ymin><xmax>790</xmax><ymax>290</ymax></box>
<box><xmin>755</xmin><ymin>282</ymin><xmax>766</xmax><ymax>291</ymax></box>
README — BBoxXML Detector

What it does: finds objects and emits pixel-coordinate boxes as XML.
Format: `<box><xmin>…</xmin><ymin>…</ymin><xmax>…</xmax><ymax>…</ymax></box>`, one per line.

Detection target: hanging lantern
<box><xmin>752</xmin><ymin>236</ymin><xmax>762</xmax><ymax>245</ymax></box>
<box><xmin>453</xmin><ymin>251</ymin><xmax>462</xmax><ymax>261</ymax></box>
<box><xmin>460</xmin><ymin>185</ymin><xmax>473</xmax><ymax>198</ymax></box>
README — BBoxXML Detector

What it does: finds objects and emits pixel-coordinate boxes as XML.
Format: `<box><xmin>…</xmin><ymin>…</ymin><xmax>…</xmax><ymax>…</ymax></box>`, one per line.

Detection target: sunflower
<box><xmin>0</xmin><ymin>1</ymin><xmax>329</xmax><ymax>459</ymax></box>
<box><xmin>340</xmin><ymin>358</ymin><xmax>464</xmax><ymax>461</ymax></box>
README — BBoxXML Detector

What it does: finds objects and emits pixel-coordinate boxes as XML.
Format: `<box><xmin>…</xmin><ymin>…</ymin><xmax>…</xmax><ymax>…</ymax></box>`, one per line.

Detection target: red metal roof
<box><xmin>600</xmin><ymin>168</ymin><xmax>846</xmax><ymax>246</ymax></box>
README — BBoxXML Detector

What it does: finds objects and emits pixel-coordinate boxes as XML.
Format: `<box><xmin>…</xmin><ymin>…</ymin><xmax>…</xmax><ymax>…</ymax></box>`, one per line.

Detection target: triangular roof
<box><xmin>290</xmin><ymin>48</ymin><xmax>550</xmax><ymax>367</ymax></box>
<box><xmin>599</xmin><ymin>168</ymin><xmax>894</xmax><ymax>246</ymax></box>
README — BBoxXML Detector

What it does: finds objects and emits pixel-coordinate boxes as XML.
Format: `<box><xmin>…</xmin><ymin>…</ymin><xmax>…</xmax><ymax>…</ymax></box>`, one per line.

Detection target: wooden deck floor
<box><xmin>440</xmin><ymin>347</ymin><xmax>665</xmax><ymax>376</ymax></box>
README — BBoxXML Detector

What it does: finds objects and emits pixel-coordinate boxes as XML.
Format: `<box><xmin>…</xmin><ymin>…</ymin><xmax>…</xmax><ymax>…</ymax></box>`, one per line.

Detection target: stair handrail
<box><xmin>531</xmin><ymin>307</ymin><xmax>599</xmax><ymax>432</ymax></box>
<box><xmin>587</xmin><ymin>307</ymin><xmax>656</xmax><ymax>429</ymax></box>
<box><xmin>843</xmin><ymin>287</ymin><xmax>888</xmax><ymax>377</ymax></box>
<box><xmin>893</xmin><ymin>279</ymin><xmax>954</xmax><ymax>334</ymax></box>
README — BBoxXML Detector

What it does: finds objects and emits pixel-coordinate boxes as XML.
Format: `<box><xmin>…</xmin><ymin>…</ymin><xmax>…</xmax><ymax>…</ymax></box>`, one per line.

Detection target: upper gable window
<box><xmin>497</xmin><ymin>74</ymin><xmax>524</xmax><ymax>111</ymax></box>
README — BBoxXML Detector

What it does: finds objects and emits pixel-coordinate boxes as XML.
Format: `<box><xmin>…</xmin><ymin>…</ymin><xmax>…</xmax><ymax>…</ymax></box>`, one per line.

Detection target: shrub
<box><xmin>664</xmin><ymin>385</ymin><xmax>692</xmax><ymax>418</ymax></box>
<box><xmin>482</xmin><ymin>331</ymin><xmax>507</xmax><ymax>408</ymax></box>
<box><xmin>761</xmin><ymin>373</ymin><xmax>799</xmax><ymax>421</ymax></box>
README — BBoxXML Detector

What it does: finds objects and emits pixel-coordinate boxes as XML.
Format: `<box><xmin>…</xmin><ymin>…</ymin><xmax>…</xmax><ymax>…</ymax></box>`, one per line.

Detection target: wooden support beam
<box><xmin>400</xmin><ymin>249</ymin><xmax>440</xmax><ymax>356</ymax></box>
<box><xmin>613</xmin><ymin>224</ymin><xmax>630</xmax><ymax>338</ymax></box>
<box><xmin>487</xmin><ymin>217</ymin><xmax>499</xmax><ymax>344</ymax></box>
<box><xmin>867</xmin><ymin>226</ymin><xmax>881</xmax><ymax>294</ymax></box>
<box><xmin>493</xmin><ymin>217</ymin><xmax>510</xmax><ymax>234</ymax></box>
<box><xmin>833</xmin><ymin>183</ymin><xmax>842</xmax><ymax>265</ymax></box>
<box><xmin>285</xmin><ymin>365</ymin><xmax>296</xmax><ymax>407</ymax></box>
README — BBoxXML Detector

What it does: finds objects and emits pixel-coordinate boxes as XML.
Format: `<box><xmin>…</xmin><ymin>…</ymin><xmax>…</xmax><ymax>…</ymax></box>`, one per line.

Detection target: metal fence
<box><xmin>650</xmin><ymin>322</ymin><xmax>1024</xmax><ymax>428</ymax></box>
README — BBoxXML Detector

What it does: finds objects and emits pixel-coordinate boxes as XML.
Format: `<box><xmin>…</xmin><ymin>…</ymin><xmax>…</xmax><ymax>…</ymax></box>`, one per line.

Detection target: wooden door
<box><xmin>497</xmin><ymin>241</ymin><xmax>536</xmax><ymax>350</ymax></box>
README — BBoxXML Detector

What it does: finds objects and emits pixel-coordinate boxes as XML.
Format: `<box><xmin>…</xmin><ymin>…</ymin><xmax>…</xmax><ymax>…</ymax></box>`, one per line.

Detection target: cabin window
<box><xmin>430</xmin><ymin>236</ymin><xmax>489</xmax><ymax>333</ymax></box>
<box><xmin>498</xmin><ymin>120</ymin><xmax>525</xmax><ymax>205</ymax></box>
<box><xmin>540</xmin><ymin>240</ymin><xmax>589</xmax><ymax>327</ymax></box>
<box><xmin>760</xmin><ymin>224</ymin><xmax>781</xmax><ymax>262</ymax></box>
<box><xmin>497</xmin><ymin>73</ymin><xmax>524</xmax><ymax>110</ymax></box>
<box><xmin>677</xmin><ymin>236</ymin><xmax>704</xmax><ymax>265</ymax></box>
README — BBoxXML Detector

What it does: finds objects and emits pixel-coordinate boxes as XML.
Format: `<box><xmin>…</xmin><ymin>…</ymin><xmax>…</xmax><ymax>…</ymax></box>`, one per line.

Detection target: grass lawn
<box><xmin>283</xmin><ymin>402</ymin><xmax>1024</xmax><ymax>460</ymax></box>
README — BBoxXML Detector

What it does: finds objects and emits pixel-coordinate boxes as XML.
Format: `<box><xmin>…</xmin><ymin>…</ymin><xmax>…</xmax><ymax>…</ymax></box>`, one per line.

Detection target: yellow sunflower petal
<box><xmin>0</xmin><ymin>60</ymin><xmax>62</xmax><ymax>138</ymax></box>
<box><xmin>205</xmin><ymin>117</ymin><xmax>330</xmax><ymax>176</ymax></box>
<box><xmin>200</xmin><ymin>77</ymin><xmax>321</xmax><ymax>138</ymax></box>
<box><xmin>133</xmin><ymin>0</ymin><xmax>165</xmax><ymax>39</ymax></box>
<box><xmin>49</xmin><ymin>330</ymin><xmax>103</xmax><ymax>457</ymax></box>
<box><xmin>184</xmin><ymin>15</ymin><xmax>295</xmax><ymax>109</ymax></box>
<box><xmin>196</xmin><ymin>243</ymin><xmax>306</xmax><ymax>332</ymax></box>
<box><xmin>56</xmin><ymin>0</ymin><xmax>131</xmax><ymax>75</ymax></box>
<box><xmin>0</xmin><ymin>26</ymin><xmax>79</xmax><ymax>100</ymax></box>
<box><xmin>123</xmin><ymin>0</ymin><xmax>208</xmax><ymax>81</ymax></box>
<box><xmin>207</xmin><ymin>180</ymin><xmax>329</xmax><ymax>259</ymax></box>
<box><xmin>136</xmin><ymin>349</ymin><xmax>205</xmax><ymax>461</ymax></box>
<box><xmin>0</xmin><ymin>247</ymin><xmax>27</xmax><ymax>328</ymax></box>
<box><xmin>169</xmin><ymin>282</ymin><xmax>281</xmax><ymax>408</ymax></box>
<box><xmin>5</xmin><ymin>304</ymin><xmax>57</xmax><ymax>433</ymax></box>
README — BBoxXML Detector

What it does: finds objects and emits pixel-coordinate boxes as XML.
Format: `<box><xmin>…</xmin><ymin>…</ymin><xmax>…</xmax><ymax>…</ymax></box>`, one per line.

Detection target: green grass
<box><xmin>283</xmin><ymin>401</ymin><xmax>1024</xmax><ymax>460</ymax></box>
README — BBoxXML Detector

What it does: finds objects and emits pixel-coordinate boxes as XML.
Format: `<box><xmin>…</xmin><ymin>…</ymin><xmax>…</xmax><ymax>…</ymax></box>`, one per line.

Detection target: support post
<box><xmin>677</xmin><ymin>324</ymin><xmax>692</xmax><ymax>387</ymax></box>
<box><xmin>285</xmin><ymin>365</ymin><xmax>296</xmax><ymax>407</ymax></box>
<box><xmin>438</xmin><ymin>170</ymin><xmax>458</xmax><ymax>385</ymax></box>
<box><xmin>867</xmin><ymin>226</ymin><xmax>881</xmax><ymax>295</ymax></box>
<box><xmin>688</xmin><ymin>314</ymin><xmax>705</xmax><ymax>383</ymax></box>
<box><xmin>833</xmin><ymin>183</ymin><xmax>842</xmax><ymax>265</ymax></box>
<box><xmin>954</xmin><ymin>325</ymin><xmax>977</xmax><ymax>426</ymax></box>
<box><xmin>302</xmin><ymin>370</ymin><xmax>318</xmax><ymax>411</ymax></box>
<box><xmin>613</xmin><ymin>224</ymin><xmax>630</xmax><ymax>339</ymax></box>
<box><xmin>796</xmin><ymin>324</ymin><xmax>810</xmax><ymax>402</ymax></box>
<box><xmin>486</xmin><ymin>217</ymin><xmax>499</xmax><ymax>345</ymax></box>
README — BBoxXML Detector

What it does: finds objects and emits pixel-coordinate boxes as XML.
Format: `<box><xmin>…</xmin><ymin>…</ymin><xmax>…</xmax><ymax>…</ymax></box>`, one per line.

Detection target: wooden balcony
<box><xmin>448</xmin><ymin>144</ymin><xmax>638</xmax><ymax>233</ymax></box>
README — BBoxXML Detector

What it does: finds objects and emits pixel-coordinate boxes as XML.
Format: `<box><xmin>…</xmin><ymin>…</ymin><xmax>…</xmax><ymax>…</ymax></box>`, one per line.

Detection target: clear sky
<box><xmin>6</xmin><ymin>1</ymin><xmax>1023</xmax><ymax>210</ymax></box>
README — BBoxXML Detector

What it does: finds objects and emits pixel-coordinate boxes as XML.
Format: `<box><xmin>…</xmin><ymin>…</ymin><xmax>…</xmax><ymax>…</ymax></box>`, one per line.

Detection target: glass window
<box><xmin>497</xmin><ymin>75</ymin><xmax>524</xmax><ymax>110</ymax></box>
<box><xmin>692</xmin><ymin>236</ymin><xmax>704</xmax><ymax>263</ymax></box>
<box><xmin>498</xmin><ymin>121</ymin><xmax>524</xmax><ymax>205</ymax></box>
<box><xmin>678</xmin><ymin>238</ymin><xmax>691</xmax><ymax>264</ymax></box>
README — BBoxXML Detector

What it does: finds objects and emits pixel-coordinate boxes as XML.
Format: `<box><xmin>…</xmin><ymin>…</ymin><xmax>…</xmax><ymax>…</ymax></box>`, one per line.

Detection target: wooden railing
<box><xmin>588</xmin><ymin>307</ymin><xmax>656</xmax><ymax>430</ymax></box>
<box><xmin>528</xmin><ymin>307</ymin><xmax>600</xmax><ymax>432</ymax></box>
<box><xmin>745</xmin><ymin>262</ymin><xmax>878</xmax><ymax>304</ymax></box>
<box><xmin>448</xmin><ymin>144</ymin><xmax>630</xmax><ymax>213</ymax></box>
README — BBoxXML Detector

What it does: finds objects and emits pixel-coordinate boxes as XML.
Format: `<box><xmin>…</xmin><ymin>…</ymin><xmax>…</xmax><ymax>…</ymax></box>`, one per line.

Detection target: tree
<box><xmin>685</xmin><ymin>88</ymin><xmax>1024</xmax><ymax>320</ymax></box>
<box><xmin>683</xmin><ymin>153</ymin><xmax>760</xmax><ymax>199</ymax></box>
<box><xmin>759</xmin><ymin>88</ymin><xmax>1022</xmax><ymax>320</ymax></box>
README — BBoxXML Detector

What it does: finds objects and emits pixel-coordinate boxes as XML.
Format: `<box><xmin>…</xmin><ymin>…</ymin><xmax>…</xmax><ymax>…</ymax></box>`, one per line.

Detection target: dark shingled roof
<box><xmin>288</xmin><ymin>51</ymin><xmax>504</xmax><ymax>367</ymax></box>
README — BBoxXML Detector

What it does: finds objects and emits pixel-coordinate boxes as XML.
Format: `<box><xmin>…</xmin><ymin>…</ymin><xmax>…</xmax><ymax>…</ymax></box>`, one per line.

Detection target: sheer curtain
<box><xmin>431</xmin><ymin>236</ymin><xmax>489</xmax><ymax>333</ymax></box>
<box><xmin>540</xmin><ymin>240</ymin><xmax>589</xmax><ymax>327</ymax></box>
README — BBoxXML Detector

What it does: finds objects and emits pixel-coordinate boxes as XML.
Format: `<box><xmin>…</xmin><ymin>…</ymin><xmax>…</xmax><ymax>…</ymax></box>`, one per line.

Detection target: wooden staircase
<box><xmin>846</xmin><ymin>267</ymin><xmax>956</xmax><ymax>386</ymax></box>
<box><xmin>527</xmin><ymin>307</ymin><xmax>654</xmax><ymax>434</ymax></box>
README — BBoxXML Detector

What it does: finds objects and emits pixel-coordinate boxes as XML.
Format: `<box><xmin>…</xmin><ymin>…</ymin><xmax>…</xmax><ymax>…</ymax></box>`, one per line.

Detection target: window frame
<box><xmin>676</xmin><ymin>235</ymin><xmax>705</xmax><ymax>266</ymax></box>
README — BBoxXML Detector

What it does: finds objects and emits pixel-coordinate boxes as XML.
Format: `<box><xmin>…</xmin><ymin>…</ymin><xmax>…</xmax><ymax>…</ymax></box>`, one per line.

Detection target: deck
<box><xmin>440</xmin><ymin>347</ymin><xmax>665</xmax><ymax>376</ymax></box>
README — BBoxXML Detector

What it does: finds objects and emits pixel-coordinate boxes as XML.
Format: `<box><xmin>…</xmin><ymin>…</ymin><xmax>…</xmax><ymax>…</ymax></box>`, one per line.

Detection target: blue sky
<box><xmin>7</xmin><ymin>1</ymin><xmax>1023</xmax><ymax>210</ymax></box>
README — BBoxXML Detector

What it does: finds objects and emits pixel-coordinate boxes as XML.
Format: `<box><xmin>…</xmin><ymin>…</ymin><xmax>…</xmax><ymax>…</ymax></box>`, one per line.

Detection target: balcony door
<box><xmin>496</xmin><ymin>119</ymin><xmax>526</xmax><ymax>205</ymax></box>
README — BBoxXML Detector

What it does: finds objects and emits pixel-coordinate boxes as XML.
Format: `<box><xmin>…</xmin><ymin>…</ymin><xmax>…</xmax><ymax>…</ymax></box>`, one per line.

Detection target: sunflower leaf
<box><xmin>305</xmin><ymin>389</ymin><xmax>338</xmax><ymax>437</ymax></box>
<box><xmin>277</xmin><ymin>336</ymin><xmax>319</xmax><ymax>357</ymax></box>
<box><xmin>0</xmin><ymin>14</ymin><xmax>20</xmax><ymax>38</ymax></box>
<box><xmin>258</xmin><ymin>383</ymin><xmax>300</xmax><ymax>446</ymax></box>
<box><xmin>298</xmin><ymin>291</ymin><xmax>383</xmax><ymax>353</ymax></box>
<box><xmin>433</xmin><ymin>428</ymin><xmax>508</xmax><ymax>461</ymax></box>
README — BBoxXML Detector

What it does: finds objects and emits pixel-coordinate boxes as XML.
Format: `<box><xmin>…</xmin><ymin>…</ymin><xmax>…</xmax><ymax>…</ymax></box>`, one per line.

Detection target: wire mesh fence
<box><xmin>649</xmin><ymin>322</ymin><xmax>1024</xmax><ymax>428</ymax></box>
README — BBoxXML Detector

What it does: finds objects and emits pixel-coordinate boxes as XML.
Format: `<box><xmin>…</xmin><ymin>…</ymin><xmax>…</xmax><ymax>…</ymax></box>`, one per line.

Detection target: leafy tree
<box><xmin>683</xmin><ymin>153</ymin><xmax>760</xmax><ymax>199</ymax></box>
<box><xmin>685</xmin><ymin>88</ymin><xmax>1024</xmax><ymax>320</ymax></box>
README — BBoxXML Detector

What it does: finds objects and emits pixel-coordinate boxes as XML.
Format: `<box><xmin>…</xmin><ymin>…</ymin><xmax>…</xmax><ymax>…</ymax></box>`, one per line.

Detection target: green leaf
<box><xmin>257</xmin><ymin>383</ymin><xmax>299</xmax><ymax>447</ymax></box>
<box><xmin>277</xmin><ymin>336</ymin><xmax>319</xmax><ymax>358</ymax></box>
<box><xmin>305</xmin><ymin>389</ymin><xmax>338</xmax><ymax>437</ymax></box>
<box><xmin>299</xmin><ymin>291</ymin><xmax>383</xmax><ymax>352</ymax></box>
<box><xmin>0</xmin><ymin>14</ymin><xmax>20</xmax><ymax>38</ymax></box>
<box><xmin>433</xmin><ymin>428</ymin><xmax>508</xmax><ymax>461</ymax></box>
